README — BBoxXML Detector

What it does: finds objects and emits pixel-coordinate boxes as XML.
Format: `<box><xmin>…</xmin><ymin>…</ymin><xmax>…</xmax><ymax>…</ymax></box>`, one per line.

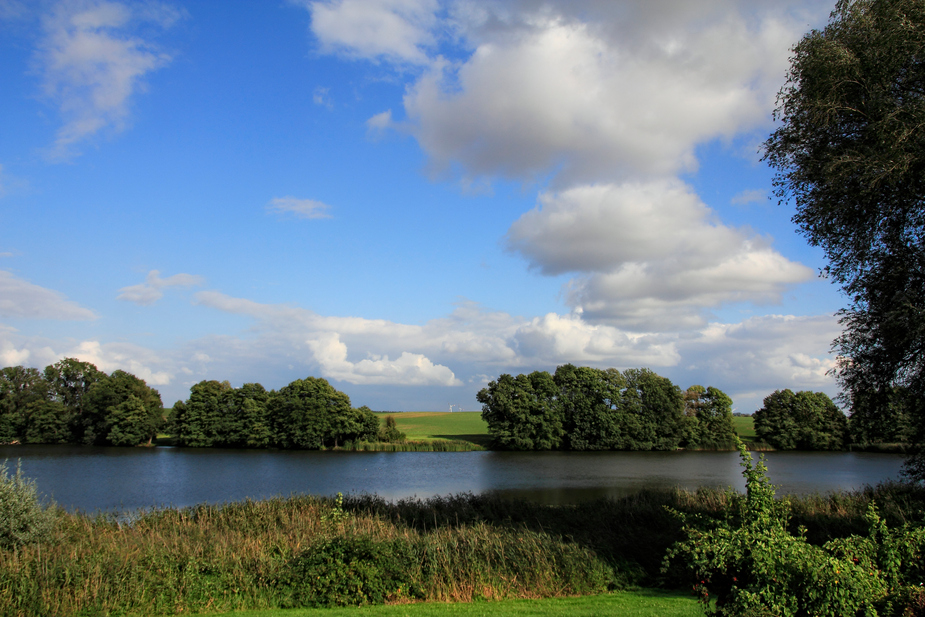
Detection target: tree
<box><xmin>0</xmin><ymin>367</ymin><xmax>52</xmax><ymax>443</ymax></box>
<box><xmin>82</xmin><ymin>370</ymin><xmax>163</xmax><ymax>446</ymax></box>
<box><xmin>478</xmin><ymin>371</ymin><xmax>563</xmax><ymax>450</ymax></box>
<box><xmin>763</xmin><ymin>0</ymin><xmax>925</xmax><ymax>476</ymax></box>
<box><xmin>43</xmin><ymin>358</ymin><xmax>104</xmax><ymax>417</ymax></box>
<box><xmin>683</xmin><ymin>385</ymin><xmax>737</xmax><ymax>449</ymax></box>
<box><xmin>621</xmin><ymin>368</ymin><xmax>686</xmax><ymax>450</ymax></box>
<box><xmin>268</xmin><ymin>377</ymin><xmax>354</xmax><ymax>449</ymax></box>
<box><xmin>555</xmin><ymin>365</ymin><xmax>624</xmax><ymax>450</ymax></box>
<box><xmin>754</xmin><ymin>390</ymin><xmax>847</xmax><ymax>450</ymax></box>
<box><xmin>848</xmin><ymin>386</ymin><xmax>914</xmax><ymax>446</ymax></box>
<box><xmin>175</xmin><ymin>380</ymin><xmax>233</xmax><ymax>447</ymax></box>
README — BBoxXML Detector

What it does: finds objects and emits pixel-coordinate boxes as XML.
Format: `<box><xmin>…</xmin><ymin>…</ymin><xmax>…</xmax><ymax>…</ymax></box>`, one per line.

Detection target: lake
<box><xmin>0</xmin><ymin>444</ymin><xmax>908</xmax><ymax>512</ymax></box>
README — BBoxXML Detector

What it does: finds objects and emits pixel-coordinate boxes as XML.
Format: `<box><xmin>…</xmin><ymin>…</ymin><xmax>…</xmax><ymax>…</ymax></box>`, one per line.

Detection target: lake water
<box><xmin>0</xmin><ymin>445</ymin><xmax>908</xmax><ymax>512</ymax></box>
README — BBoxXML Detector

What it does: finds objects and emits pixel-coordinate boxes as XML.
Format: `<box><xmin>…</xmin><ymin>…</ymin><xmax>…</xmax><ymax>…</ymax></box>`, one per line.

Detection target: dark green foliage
<box><xmin>378</xmin><ymin>415</ymin><xmax>406</xmax><ymax>442</ymax></box>
<box><xmin>22</xmin><ymin>400</ymin><xmax>72</xmax><ymax>444</ymax></box>
<box><xmin>849</xmin><ymin>386</ymin><xmax>915</xmax><ymax>447</ymax></box>
<box><xmin>664</xmin><ymin>442</ymin><xmax>925</xmax><ymax>617</ymax></box>
<box><xmin>81</xmin><ymin>370</ymin><xmax>164</xmax><ymax>446</ymax></box>
<box><xmin>479</xmin><ymin>365</ymin><xmax>703</xmax><ymax>451</ymax></box>
<box><xmin>754</xmin><ymin>389</ymin><xmax>847</xmax><ymax>450</ymax></box>
<box><xmin>683</xmin><ymin>386</ymin><xmax>738</xmax><ymax>450</ymax></box>
<box><xmin>0</xmin><ymin>360</ymin><xmax>166</xmax><ymax>446</ymax></box>
<box><xmin>43</xmin><ymin>358</ymin><xmax>104</xmax><ymax>419</ymax></box>
<box><xmin>278</xmin><ymin>537</ymin><xmax>420</xmax><ymax>607</ymax></box>
<box><xmin>0</xmin><ymin>367</ymin><xmax>49</xmax><ymax>443</ymax></box>
<box><xmin>764</xmin><ymin>0</ymin><xmax>925</xmax><ymax>480</ymax></box>
<box><xmin>174</xmin><ymin>380</ymin><xmax>233</xmax><ymax>447</ymax></box>
<box><xmin>477</xmin><ymin>371</ymin><xmax>564</xmax><ymax>450</ymax></box>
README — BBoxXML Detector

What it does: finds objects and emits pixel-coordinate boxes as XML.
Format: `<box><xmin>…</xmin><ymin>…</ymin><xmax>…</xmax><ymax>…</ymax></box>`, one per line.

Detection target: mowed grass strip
<box><xmin>197</xmin><ymin>589</ymin><xmax>701</xmax><ymax>617</ymax></box>
<box><xmin>376</xmin><ymin>412</ymin><xmax>490</xmax><ymax>447</ymax></box>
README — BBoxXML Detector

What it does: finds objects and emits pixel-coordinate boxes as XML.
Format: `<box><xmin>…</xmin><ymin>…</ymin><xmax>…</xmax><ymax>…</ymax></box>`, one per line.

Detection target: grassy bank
<box><xmin>3</xmin><ymin>480</ymin><xmax>924</xmax><ymax>617</ymax></box>
<box><xmin>198</xmin><ymin>589</ymin><xmax>702</xmax><ymax>617</ymax></box>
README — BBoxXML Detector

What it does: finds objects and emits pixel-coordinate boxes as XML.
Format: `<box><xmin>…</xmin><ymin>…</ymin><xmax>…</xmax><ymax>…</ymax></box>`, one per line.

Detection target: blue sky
<box><xmin>1</xmin><ymin>0</ymin><xmax>847</xmax><ymax>412</ymax></box>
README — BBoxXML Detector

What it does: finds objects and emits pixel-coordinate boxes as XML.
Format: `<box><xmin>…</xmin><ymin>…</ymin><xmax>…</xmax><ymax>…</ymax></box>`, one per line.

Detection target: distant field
<box><xmin>732</xmin><ymin>415</ymin><xmax>756</xmax><ymax>444</ymax></box>
<box><xmin>378</xmin><ymin>411</ymin><xmax>757</xmax><ymax>449</ymax></box>
<box><xmin>375</xmin><ymin>412</ymin><xmax>490</xmax><ymax>447</ymax></box>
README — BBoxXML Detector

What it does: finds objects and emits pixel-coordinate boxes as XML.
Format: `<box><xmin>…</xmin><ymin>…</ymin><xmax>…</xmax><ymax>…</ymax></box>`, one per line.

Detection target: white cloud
<box><xmin>511</xmin><ymin>312</ymin><xmax>679</xmax><ymax>367</ymax></box>
<box><xmin>0</xmin><ymin>270</ymin><xmax>97</xmax><ymax>320</ymax></box>
<box><xmin>267</xmin><ymin>196</ymin><xmax>333</xmax><ymax>219</ymax></box>
<box><xmin>398</xmin><ymin>2</ymin><xmax>828</xmax><ymax>186</ymax></box>
<box><xmin>0</xmin><ymin>329</ymin><xmax>172</xmax><ymax>386</ymax></box>
<box><xmin>37</xmin><ymin>0</ymin><xmax>182</xmax><ymax>159</ymax></box>
<box><xmin>308</xmin><ymin>332</ymin><xmax>462</xmax><ymax>385</ymax></box>
<box><xmin>507</xmin><ymin>180</ymin><xmax>813</xmax><ymax>330</ymax></box>
<box><xmin>306</xmin><ymin>0</ymin><xmax>439</xmax><ymax>64</ymax></box>
<box><xmin>675</xmin><ymin>313</ymin><xmax>842</xmax><ymax>412</ymax></box>
<box><xmin>731</xmin><ymin>188</ymin><xmax>767</xmax><ymax>206</ymax></box>
<box><xmin>117</xmin><ymin>269</ymin><xmax>204</xmax><ymax>306</ymax></box>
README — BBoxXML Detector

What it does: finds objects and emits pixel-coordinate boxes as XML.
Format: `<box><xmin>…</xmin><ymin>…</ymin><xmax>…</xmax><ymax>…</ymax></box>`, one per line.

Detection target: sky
<box><xmin>0</xmin><ymin>0</ymin><xmax>848</xmax><ymax>413</ymax></box>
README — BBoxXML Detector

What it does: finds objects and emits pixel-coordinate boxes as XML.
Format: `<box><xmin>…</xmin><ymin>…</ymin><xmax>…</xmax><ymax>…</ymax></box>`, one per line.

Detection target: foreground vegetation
<box><xmin>196</xmin><ymin>589</ymin><xmax>702</xmax><ymax>617</ymax></box>
<box><xmin>2</xmin><ymin>447</ymin><xmax>924</xmax><ymax>617</ymax></box>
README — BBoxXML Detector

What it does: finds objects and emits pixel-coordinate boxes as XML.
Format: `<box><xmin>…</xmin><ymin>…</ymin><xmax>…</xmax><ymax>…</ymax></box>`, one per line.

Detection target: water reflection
<box><xmin>0</xmin><ymin>445</ymin><xmax>906</xmax><ymax>512</ymax></box>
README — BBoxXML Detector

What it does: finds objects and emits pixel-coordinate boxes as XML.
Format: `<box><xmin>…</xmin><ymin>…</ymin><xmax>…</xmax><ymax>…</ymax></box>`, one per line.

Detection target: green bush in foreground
<box><xmin>0</xmin><ymin>460</ymin><xmax>55</xmax><ymax>550</ymax></box>
<box><xmin>664</xmin><ymin>442</ymin><xmax>925</xmax><ymax>616</ymax></box>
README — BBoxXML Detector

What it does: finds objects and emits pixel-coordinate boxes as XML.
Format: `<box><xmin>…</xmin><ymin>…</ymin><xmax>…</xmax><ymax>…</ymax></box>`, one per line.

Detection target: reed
<box><xmin>344</xmin><ymin>440</ymin><xmax>484</xmax><ymax>452</ymax></box>
<box><xmin>1</xmin><ymin>482</ymin><xmax>922</xmax><ymax>617</ymax></box>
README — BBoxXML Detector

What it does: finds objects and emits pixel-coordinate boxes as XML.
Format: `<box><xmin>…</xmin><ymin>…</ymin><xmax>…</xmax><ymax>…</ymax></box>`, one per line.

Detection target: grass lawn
<box><xmin>376</xmin><ymin>412</ymin><xmax>491</xmax><ymax>447</ymax></box>
<box><xmin>197</xmin><ymin>589</ymin><xmax>701</xmax><ymax>617</ymax></box>
<box><xmin>732</xmin><ymin>415</ymin><xmax>757</xmax><ymax>446</ymax></box>
<box><xmin>379</xmin><ymin>411</ymin><xmax>759</xmax><ymax>450</ymax></box>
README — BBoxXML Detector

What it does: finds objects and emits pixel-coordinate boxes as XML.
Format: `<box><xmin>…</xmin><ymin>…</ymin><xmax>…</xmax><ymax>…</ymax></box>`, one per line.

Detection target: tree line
<box><xmin>0</xmin><ymin>359</ymin><xmax>398</xmax><ymax>449</ymax></box>
<box><xmin>0</xmin><ymin>359</ymin><xmax>162</xmax><ymax>446</ymax></box>
<box><xmin>754</xmin><ymin>386</ymin><xmax>916</xmax><ymax>451</ymax></box>
<box><xmin>477</xmin><ymin>364</ymin><xmax>737</xmax><ymax>451</ymax></box>
<box><xmin>170</xmin><ymin>378</ymin><xmax>387</xmax><ymax>449</ymax></box>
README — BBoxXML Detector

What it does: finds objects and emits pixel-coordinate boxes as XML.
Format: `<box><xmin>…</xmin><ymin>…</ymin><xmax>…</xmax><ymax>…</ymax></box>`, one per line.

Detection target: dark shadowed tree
<box><xmin>754</xmin><ymin>389</ymin><xmax>847</xmax><ymax>450</ymax></box>
<box><xmin>0</xmin><ymin>367</ymin><xmax>52</xmax><ymax>443</ymax></box>
<box><xmin>763</xmin><ymin>0</ymin><xmax>925</xmax><ymax>476</ymax></box>
<box><xmin>82</xmin><ymin>370</ymin><xmax>163</xmax><ymax>446</ymax></box>
<box><xmin>683</xmin><ymin>385</ymin><xmax>737</xmax><ymax>449</ymax></box>
<box><xmin>555</xmin><ymin>365</ymin><xmax>625</xmax><ymax>450</ymax></box>
<box><xmin>478</xmin><ymin>371</ymin><xmax>563</xmax><ymax>450</ymax></box>
<box><xmin>268</xmin><ymin>377</ymin><xmax>353</xmax><ymax>449</ymax></box>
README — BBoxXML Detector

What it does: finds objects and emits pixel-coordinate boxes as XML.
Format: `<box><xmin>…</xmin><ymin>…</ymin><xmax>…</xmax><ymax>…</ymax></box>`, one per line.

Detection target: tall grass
<box><xmin>346</xmin><ymin>440</ymin><xmax>484</xmax><ymax>452</ymax></box>
<box><xmin>1</xmin><ymin>481</ymin><xmax>922</xmax><ymax>617</ymax></box>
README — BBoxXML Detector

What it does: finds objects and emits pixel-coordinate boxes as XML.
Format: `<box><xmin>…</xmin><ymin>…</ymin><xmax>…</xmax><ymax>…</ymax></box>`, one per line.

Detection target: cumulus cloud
<box><xmin>0</xmin><ymin>270</ymin><xmax>97</xmax><ymax>320</ymax></box>
<box><xmin>397</xmin><ymin>1</ymin><xmax>828</xmax><ymax>186</ymax></box>
<box><xmin>306</xmin><ymin>0</ymin><xmax>439</xmax><ymax>64</ymax></box>
<box><xmin>0</xmin><ymin>328</ymin><xmax>172</xmax><ymax>385</ymax></box>
<box><xmin>267</xmin><ymin>196</ymin><xmax>333</xmax><ymax>219</ymax></box>
<box><xmin>308</xmin><ymin>332</ymin><xmax>462</xmax><ymax>385</ymax></box>
<box><xmin>37</xmin><ymin>0</ymin><xmax>182</xmax><ymax>159</ymax></box>
<box><xmin>117</xmin><ymin>270</ymin><xmax>204</xmax><ymax>306</ymax></box>
<box><xmin>675</xmin><ymin>313</ymin><xmax>842</xmax><ymax>412</ymax></box>
<box><xmin>507</xmin><ymin>180</ymin><xmax>813</xmax><ymax>330</ymax></box>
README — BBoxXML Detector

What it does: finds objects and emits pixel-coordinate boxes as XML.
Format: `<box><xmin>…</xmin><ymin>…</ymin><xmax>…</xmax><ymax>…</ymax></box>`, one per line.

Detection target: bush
<box><xmin>0</xmin><ymin>460</ymin><xmax>55</xmax><ymax>550</ymax></box>
<box><xmin>663</xmin><ymin>441</ymin><xmax>925</xmax><ymax>616</ymax></box>
<box><xmin>278</xmin><ymin>536</ymin><xmax>419</xmax><ymax>607</ymax></box>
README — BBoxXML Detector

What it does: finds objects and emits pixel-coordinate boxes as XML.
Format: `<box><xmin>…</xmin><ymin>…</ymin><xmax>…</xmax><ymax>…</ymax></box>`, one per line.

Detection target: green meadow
<box><xmin>375</xmin><ymin>412</ymin><xmax>491</xmax><ymax>448</ymax></box>
<box><xmin>379</xmin><ymin>411</ymin><xmax>761</xmax><ymax>450</ymax></box>
<box><xmin>198</xmin><ymin>589</ymin><xmax>702</xmax><ymax>617</ymax></box>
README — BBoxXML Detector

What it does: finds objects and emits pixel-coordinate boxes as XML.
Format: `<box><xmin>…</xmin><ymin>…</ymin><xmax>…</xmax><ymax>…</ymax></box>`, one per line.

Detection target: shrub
<box><xmin>663</xmin><ymin>441</ymin><xmax>925</xmax><ymax>617</ymax></box>
<box><xmin>0</xmin><ymin>460</ymin><xmax>55</xmax><ymax>550</ymax></box>
<box><xmin>277</xmin><ymin>536</ymin><xmax>420</xmax><ymax>607</ymax></box>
